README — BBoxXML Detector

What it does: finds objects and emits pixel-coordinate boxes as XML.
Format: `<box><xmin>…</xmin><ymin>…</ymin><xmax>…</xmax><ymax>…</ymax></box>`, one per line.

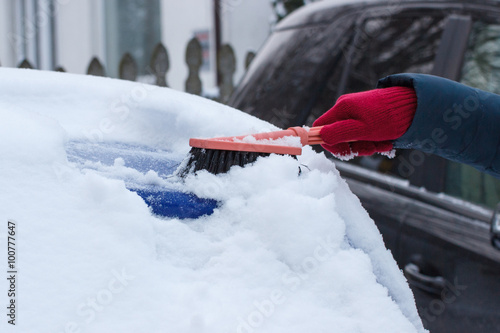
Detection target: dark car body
<box><xmin>229</xmin><ymin>1</ymin><xmax>500</xmax><ymax>332</ymax></box>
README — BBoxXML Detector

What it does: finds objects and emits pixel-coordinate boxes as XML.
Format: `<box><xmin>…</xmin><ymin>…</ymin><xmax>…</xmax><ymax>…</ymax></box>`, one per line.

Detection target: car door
<box><xmin>398</xmin><ymin>196</ymin><xmax>500</xmax><ymax>333</ymax></box>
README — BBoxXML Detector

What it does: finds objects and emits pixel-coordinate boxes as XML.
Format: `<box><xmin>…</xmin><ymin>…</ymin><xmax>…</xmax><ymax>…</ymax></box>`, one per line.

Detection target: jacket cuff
<box><xmin>377</xmin><ymin>73</ymin><xmax>500</xmax><ymax>177</ymax></box>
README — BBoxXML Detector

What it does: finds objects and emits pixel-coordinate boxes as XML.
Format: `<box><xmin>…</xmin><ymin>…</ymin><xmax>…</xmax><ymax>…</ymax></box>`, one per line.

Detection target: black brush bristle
<box><xmin>176</xmin><ymin>147</ymin><xmax>271</xmax><ymax>177</ymax></box>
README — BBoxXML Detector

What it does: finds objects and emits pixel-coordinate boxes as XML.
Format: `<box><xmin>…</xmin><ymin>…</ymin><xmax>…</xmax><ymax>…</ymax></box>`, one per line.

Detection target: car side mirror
<box><xmin>491</xmin><ymin>203</ymin><xmax>500</xmax><ymax>250</ymax></box>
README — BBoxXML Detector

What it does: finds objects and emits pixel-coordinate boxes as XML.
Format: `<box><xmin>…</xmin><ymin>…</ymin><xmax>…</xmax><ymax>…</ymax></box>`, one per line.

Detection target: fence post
<box><xmin>185</xmin><ymin>37</ymin><xmax>202</xmax><ymax>95</ymax></box>
<box><xmin>87</xmin><ymin>57</ymin><xmax>105</xmax><ymax>77</ymax></box>
<box><xmin>217</xmin><ymin>44</ymin><xmax>235</xmax><ymax>103</ymax></box>
<box><xmin>18</xmin><ymin>59</ymin><xmax>34</xmax><ymax>69</ymax></box>
<box><xmin>119</xmin><ymin>53</ymin><xmax>138</xmax><ymax>81</ymax></box>
<box><xmin>150</xmin><ymin>43</ymin><xmax>169</xmax><ymax>87</ymax></box>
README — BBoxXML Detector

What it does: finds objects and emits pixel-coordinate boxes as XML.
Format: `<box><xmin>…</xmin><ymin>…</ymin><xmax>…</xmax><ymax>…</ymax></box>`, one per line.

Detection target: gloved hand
<box><xmin>313</xmin><ymin>86</ymin><xmax>417</xmax><ymax>160</ymax></box>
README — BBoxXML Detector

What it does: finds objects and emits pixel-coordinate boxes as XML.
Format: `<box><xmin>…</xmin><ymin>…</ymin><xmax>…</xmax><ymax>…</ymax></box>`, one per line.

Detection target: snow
<box><xmin>0</xmin><ymin>68</ymin><xmax>425</xmax><ymax>333</ymax></box>
<box><xmin>236</xmin><ymin>134</ymin><xmax>302</xmax><ymax>147</ymax></box>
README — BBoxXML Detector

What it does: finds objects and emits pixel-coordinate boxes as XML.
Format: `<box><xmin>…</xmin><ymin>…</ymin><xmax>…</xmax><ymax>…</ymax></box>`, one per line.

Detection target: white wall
<box><xmin>221</xmin><ymin>0</ymin><xmax>274</xmax><ymax>86</ymax></box>
<box><xmin>55</xmin><ymin>0</ymin><xmax>106</xmax><ymax>74</ymax></box>
<box><xmin>160</xmin><ymin>0</ymin><xmax>214</xmax><ymax>92</ymax></box>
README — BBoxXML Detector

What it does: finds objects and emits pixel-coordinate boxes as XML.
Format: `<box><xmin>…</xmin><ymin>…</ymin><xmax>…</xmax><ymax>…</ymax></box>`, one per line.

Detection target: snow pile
<box><xmin>0</xmin><ymin>68</ymin><xmax>425</xmax><ymax>333</ymax></box>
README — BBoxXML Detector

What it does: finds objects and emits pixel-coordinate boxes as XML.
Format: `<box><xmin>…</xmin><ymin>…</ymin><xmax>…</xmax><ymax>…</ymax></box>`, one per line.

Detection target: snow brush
<box><xmin>177</xmin><ymin>126</ymin><xmax>325</xmax><ymax>176</ymax></box>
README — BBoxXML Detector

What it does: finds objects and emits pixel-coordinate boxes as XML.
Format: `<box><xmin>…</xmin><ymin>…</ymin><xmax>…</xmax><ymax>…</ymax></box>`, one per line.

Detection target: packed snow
<box><xmin>0</xmin><ymin>68</ymin><xmax>425</xmax><ymax>333</ymax></box>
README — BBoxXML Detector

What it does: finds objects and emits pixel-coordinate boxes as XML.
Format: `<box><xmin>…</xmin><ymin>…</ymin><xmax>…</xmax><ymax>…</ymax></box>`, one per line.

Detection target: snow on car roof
<box><xmin>0</xmin><ymin>68</ymin><xmax>425</xmax><ymax>332</ymax></box>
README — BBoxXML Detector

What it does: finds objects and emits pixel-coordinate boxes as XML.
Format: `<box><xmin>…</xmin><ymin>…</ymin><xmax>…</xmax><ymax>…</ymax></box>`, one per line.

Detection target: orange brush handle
<box><xmin>303</xmin><ymin>126</ymin><xmax>324</xmax><ymax>145</ymax></box>
<box><xmin>228</xmin><ymin>126</ymin><xmax>324</xmax><ymax>146</ymax></box>
<box><xmin>189</xmin><ymin>126</ymin><xmax>325</xmax><ymax>155</ymax></box>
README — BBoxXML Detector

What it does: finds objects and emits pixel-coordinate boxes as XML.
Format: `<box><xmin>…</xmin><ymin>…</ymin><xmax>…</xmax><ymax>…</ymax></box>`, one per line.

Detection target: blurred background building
<box><xmin>0</xmin><ymin>0</ymin><xmax>278</xmax><ymax>93</ymax></box>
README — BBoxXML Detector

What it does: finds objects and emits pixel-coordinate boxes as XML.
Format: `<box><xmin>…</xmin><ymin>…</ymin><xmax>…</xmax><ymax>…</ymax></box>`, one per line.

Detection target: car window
<box><xmin>460</xmin><ymin>22</ymin><xmax>500</xmax><ymax>94</ymax></box>
<box><xmin>443</xmin><ymin>21</ymin><xmax>500</xmax><ymax>208</ymax></box>
<box><xmin>342</xmin><ymin>14</ymin><xmax>446</xmax><ymax>94</ymax></box>
<box><xmin>307</xmin><ymin>12</ymin><xmax>447</xmax><ymax>178</ymax></box>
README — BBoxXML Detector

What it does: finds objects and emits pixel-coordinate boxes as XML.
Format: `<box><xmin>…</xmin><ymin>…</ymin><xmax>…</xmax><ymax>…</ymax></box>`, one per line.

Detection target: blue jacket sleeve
<box><xmin>377</xmin><ymin>73</ymin><xmax>500</xmax><ymax>178</ymax></box>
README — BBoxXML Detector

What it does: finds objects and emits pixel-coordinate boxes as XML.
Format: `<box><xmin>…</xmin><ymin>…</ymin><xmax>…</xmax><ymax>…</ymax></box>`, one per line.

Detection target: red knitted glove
<box><xmin>313</xmin><ymin>87</ymin><xmax>417</xmax><ymax>160</ymax></box>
